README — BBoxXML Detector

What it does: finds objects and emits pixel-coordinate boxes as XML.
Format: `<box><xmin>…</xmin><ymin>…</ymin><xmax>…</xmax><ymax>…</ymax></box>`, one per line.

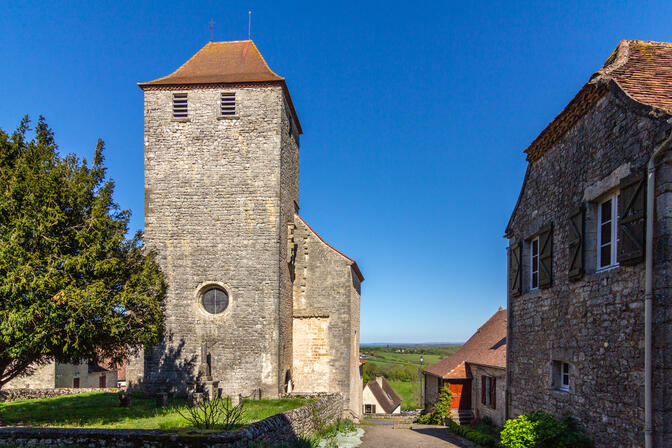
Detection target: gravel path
<box><xmin>360</xmin><ymin>424</ymin><xmax>477</xmax><ymax>448</ymax></box>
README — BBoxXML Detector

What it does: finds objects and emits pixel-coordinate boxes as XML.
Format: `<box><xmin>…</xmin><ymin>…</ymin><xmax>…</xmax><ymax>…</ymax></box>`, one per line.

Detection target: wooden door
<box><xmin>448</xmin><ymin>380</ymin><xmax>472</xmax><ymax>409</ymax></box>
<box><xmin>99</xmin><ymin>375</ymin><xmax>106</xmax><ymax>388</ymax></box>
<box><xmin>73</xmin><ymin>378</ymin><xmax>80</xmax><ymax>388</ymax></box>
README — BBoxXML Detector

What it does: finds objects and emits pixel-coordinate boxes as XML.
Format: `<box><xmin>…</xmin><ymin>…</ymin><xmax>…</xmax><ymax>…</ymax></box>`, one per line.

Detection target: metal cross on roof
<box><xmin>208</xmin><ymin>19</ymin><xmax>215</xmax><ymax>42</ymax></box>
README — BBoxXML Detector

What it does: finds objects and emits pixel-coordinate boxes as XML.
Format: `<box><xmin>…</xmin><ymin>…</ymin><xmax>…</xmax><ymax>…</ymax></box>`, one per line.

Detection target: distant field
<box><xmin>360</xmin><ymin>344</ymin><xmax>461</xmax><ymax>411</ymax></box>
<box><xmin>388</xmin><ymin>381</ymin><xmax>421</xmax><ymax>411</ymax></box>
<box><xmin>360</xmin><ymin>344</ymin><xmax>460</xmax><ymax>370</ymax></box>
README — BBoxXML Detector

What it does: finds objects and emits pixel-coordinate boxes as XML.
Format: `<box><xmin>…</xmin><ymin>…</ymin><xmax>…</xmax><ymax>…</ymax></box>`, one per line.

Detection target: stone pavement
<box><xmin>360</xmin><ymin>422</ymin><xmax>477</xmax><ymax>448</ymax></box>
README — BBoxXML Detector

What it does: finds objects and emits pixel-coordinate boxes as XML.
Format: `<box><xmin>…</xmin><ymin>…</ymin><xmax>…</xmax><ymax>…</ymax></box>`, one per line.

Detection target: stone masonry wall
<box><xmin>507</xmin><ymin>83</ymin><xmax>672</xmax><ymax>447</ymax></box>
<box><xmin>0</xmin><ymin>394</ymin><xmax>343</xmax><ymax>447</ymax></box>
<box><xmin>129</xmin><ymin>85</ymin><xmax>288</xmax><ymax>398</ymax></box>
<box><xmin>278</xmin><ymin>97</ymin><xmax>300</xmax><ymax>392</ymax></box>
<box><xmin>3</xmin><ymin>362</ymin><xmax>55</xmax><ymax>389</ymax></box>
<box><xmin>470</xmin><ymin>365</ymin><xmax>506</xmax><ymax>426</ymax></box>
<box><xmin>0</xmin><ymin>388</ymin><xmax>118</xmax><ymax>402</ymax></box>
<box><xmin>292</xmin><ymin>217</ymin><xmax>362</xmax><ymax>418</ymax></box>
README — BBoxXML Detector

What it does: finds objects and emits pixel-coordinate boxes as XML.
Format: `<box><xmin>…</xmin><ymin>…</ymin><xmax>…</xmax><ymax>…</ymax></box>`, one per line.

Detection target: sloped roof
<box><xmin>525</xmin><ymin>40</ymin><xmax>672</xmax><ymax>163</ymax></box>
<box><xmin>139</xmin><ymin>40</ymin><xmax>284</xmax><ymax>86</ymax></box>
<box><xmin>139</xmin><ymin>40</ymin><xmax>302</xmax><ymax>133</ymax></box>
<box><xmin>365</xmin><ymin>377</ymin><xmax>402</xmax><ymax>413</ymax></box>
<box><xmin>424</xmin><ymin>308</ymin><xmax>506</xmax><ymax>379</ymax></box>
<box><xmin>295</xmin><ymin>214</ymin><xmax>364</xmax><ymax>282</ymax></box>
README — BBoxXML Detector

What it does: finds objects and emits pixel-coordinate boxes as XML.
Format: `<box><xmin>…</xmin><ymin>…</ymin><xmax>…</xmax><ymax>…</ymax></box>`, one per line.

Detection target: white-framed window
<box><xmin>597</xmin><ymin>194</ymin><xmax>619</xmax><ymax>270</ymax></box>
<box><xmin>172</xmin><ymin>92</ymin><xmax>188</xmax><ymax>118</ymax></box>
<box><xmin>561</xmin><ymin>362</ymin><xmax>570</xmax><ymax>391</ymax></box>
<box><xmin>552</xmin><ymin>360</ymin><xmax>570</xmax><ymax>392</ymax></box>
<box><xmin>530</xmin><ymin>237</ymin><xmax>539</xmax><ymax>290</ymax></box>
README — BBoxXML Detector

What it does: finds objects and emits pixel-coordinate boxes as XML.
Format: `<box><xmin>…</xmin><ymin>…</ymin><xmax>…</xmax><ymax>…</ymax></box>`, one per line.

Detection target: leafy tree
<box><xmin>0</xmin><ymin>116</ymin><xmax>166</xmax><ymax>388</ymax></box>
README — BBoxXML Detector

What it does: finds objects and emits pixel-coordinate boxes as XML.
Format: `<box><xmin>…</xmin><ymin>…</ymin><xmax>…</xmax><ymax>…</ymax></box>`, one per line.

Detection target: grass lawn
<box><xmin>0</xmin><ymin>392</ymin><xmax>310</xmax><ymax>430</ymax></box>
<box><xmin>388</xmin><ymin>381</ymin><xmax>421</xmax><ymax>411</ymax></box>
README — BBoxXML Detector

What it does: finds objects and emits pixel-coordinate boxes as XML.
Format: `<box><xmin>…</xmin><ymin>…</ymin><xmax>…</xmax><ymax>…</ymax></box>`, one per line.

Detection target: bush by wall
<box><xmin>446</xmin><ymin>419</ymin><xmax>499</xmax><ymax>447</ymax></box>
<box><xmin>417</xmin><ymin>385</ymin><xmax>452</xmax><ymax>424</ymax></box>
<box><xmin>500</xmin><ymin>411</ymin><xmax>592</xmax><ymax>448</ymax></box>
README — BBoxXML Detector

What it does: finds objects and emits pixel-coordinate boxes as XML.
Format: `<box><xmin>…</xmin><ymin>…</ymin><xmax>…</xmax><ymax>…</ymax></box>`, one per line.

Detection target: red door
<box><xmin>448</xmin><ymin>380</ymin><xmax>472</xmax><ymax>409</ymax></box>
<box><xmin>99</xmin><ymin>375</ymin><xmax>106</xmax><ymax>388</ymax></box>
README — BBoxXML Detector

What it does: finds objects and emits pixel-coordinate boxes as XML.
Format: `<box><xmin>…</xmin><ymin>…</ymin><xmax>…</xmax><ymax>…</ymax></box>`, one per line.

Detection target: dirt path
<box><xmin>360</xmin><ymin>423</ymin><xmax>477</xmax><ymax>448</ymax></box>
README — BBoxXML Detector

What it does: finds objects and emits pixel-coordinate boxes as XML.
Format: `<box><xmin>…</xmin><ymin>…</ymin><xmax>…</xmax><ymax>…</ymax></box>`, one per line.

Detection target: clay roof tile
<box><xmin>424</xmin><ymin>309</ymin><xmax>506</xmax><ymax>379</ymax></box>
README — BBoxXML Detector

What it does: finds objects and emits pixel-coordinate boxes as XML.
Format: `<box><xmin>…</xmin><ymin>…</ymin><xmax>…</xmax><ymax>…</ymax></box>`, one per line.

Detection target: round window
<box><xmin>201</xmin><ymin>287</ymin><xmax>229</xmax><ymax>314</ymax></box>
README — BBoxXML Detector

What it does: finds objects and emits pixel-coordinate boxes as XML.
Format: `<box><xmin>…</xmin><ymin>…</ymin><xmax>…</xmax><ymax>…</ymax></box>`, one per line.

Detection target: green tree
<box><xmin>0</xmin><ymin>116</ymin><xmax>166</xmax><ymax>388</ymax></box>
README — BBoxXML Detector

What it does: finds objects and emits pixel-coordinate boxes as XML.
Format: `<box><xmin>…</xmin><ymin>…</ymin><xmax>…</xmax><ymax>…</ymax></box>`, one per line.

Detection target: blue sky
<box><xmin>2</xmin><ymin>1</ymin><xmax>671</xmax><ymax>343</ymax></box>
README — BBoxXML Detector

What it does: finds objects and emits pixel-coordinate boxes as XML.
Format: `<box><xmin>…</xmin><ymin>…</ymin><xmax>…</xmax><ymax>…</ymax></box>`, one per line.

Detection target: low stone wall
<box><xmin>0</xmin><ymin>393</ymin><xmax>344</xmax><ymax>447</ymax></box>
<box><xmin>0</xmin><ymin>388</ymin><xmax>118</xmax><ymax>402</ymax></box>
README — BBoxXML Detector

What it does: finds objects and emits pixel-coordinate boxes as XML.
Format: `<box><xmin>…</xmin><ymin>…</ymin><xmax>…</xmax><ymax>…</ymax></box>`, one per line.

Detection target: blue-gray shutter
<box><xmin>539</xmin><ymin>224</ymin><xmax>553</xmax><ymax>289</ymax></box>
<box><xmin>568</xmin><ymin>206</ymin><xmax>585</xmax><ymax>281</ymax></box>
<box><xmin>509</xmin><ymin>242</ymin><xmax>522</xmax><ymax>297</ymax></box>
<box><xmin>618</xmin><ymin>173</ymin><xmax>646</xmax><ymax>265</ymax></box>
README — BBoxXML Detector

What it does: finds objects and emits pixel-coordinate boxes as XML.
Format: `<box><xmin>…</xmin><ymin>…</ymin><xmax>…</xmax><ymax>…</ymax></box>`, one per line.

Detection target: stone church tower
<box><xmin>126</xmin><ymin>40</ymin><xmax>363</xmax><ymax>417</ymax></box>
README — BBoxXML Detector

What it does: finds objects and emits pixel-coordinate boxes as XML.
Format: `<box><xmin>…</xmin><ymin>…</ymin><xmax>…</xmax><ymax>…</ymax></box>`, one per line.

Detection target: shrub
<box><xmin>500</xmin><ymin>411</ymin><xmax>593</xmax><ymax>448</ymax></box>
<box><xmin>447</xmin><ymin>419</ymin><xmax>499</xmax><ymax>447</ymax></box>
<box><xmin>417</xmin><ymin>385</ymin><xmax>452</xmax><ymax>424</ymax></box>
<box><xmin>176</xmin><ymin>396</ymin><xmax>245</xmax><ymax>430</ymax></box>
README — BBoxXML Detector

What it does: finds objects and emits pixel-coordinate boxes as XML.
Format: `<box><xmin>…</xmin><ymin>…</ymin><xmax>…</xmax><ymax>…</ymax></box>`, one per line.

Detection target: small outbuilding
<box><xmin>362</xmin><ymin>376</ymin><xmax>402</xmax><ymax>415</ymax></box>
<box><xmin>423</xmin><ymin>308</ymin><xmax>506</xmax><ymax>425</ymax></box>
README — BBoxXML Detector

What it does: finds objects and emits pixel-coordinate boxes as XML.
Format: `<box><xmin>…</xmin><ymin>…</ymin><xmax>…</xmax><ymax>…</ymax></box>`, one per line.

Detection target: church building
<box><xmin>126</xmin><ymin>40</ymin><xmax>363</xmax><ymax>418</ymax></box>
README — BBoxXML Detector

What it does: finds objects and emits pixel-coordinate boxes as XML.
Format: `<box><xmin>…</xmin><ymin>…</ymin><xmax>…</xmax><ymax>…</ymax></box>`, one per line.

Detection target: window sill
<box><xmin>217</xmin><ymin>115</ymin><xmax>239</xmax><ymax>120</ymax></box>
<box><xmin>596</xmin><ymin>265</ymin><xmax>620</xmax><ymax>274</ymax></box>
<box><xmin>171</xmin><ymin>118</ymin><xmax>191</xmax><ymax>123</ymax></box>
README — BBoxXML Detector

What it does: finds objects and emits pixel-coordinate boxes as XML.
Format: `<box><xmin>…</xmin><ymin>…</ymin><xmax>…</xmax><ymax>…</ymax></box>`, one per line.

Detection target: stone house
<box><xmin>506</xmin><ymin>40</ymin><xmax>672</xmax><ymax>447</ymax></box>
<box><xmin>126</xmin><ymin>40</ymin><xmax>364</xmax><ymax>418</ymax></box>
<box><xmin>423</xmin><ymin>308</ymin><xmax>506</xmax><ymax>425</ymax></box>
<box><xmin>362</xmin><ymin>376</ymin><xmax>402</xmax><ymax>415</ymax></box>
<box><xmin>4</xmin><ymin>361</ymin><xmax>118</xmax><ymax>389</ymax></box>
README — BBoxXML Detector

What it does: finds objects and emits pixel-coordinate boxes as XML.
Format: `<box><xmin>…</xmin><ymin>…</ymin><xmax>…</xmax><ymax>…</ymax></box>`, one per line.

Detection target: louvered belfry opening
<box><xmin>172</xmin><ymin>93</ymin><xmax>188</xmax><ymax>118</ymax></box>
<box><xmin>221</xmin><ymin>92</ymin><xmax>236</xmax><ymax>116</ymax></box>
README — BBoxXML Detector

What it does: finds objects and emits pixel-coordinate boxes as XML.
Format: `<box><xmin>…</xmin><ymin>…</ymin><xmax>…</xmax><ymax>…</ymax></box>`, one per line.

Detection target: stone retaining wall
<box><xmin>0</xmin><ymin>393</ymin><xmax>343</xmax><ymax>447</ymax></box>
<box><xmin>0</xmin><ymin>388</ymin><xmax>118</xmax><ymax>402</ymax></box>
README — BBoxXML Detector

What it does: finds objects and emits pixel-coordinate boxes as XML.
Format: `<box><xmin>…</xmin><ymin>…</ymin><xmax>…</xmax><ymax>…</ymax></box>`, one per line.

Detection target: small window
<box><xmin>530</xmin><ymin>237</ymin><xmax>539</xmax><ymax>290</ymax></box>
<box><xmin>201</xmin><ymin>287</ymin><xmax>229</xmax><ymax>315</ymax></box>
<box><xmin>481</xmin><ymin>376</ymin><xmax>496</xmax><ymax>409</ymax></box>
<box><xmin>597</xmin><ymin>194</ymin><xmax>619</xmax><ymax>270</ymax></box>
<box><xmin>221</xmin><ymin>92</ymin><xmax>236</xmax><ymax>116</ymax></box>
<box><xmin>553</xmin><ymin>361</ymin><xmax>570</xmax><ymax>391</ymax></box>
<box><xmin>364</xmin><ymin>404</ymin><xmax>376</xmax><ymax>414</ymax></box>
<box><xmin>173</xmin><ymin>93</ymin><xmax>188</xmax><ymax>118</ymax></box>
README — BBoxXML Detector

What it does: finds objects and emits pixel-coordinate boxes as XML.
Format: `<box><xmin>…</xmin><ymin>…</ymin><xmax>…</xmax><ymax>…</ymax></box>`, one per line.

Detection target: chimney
<box><xmin>376</xmin><ymin>375</ymin><xmax>384</xmax><ymax>387</ymax></box>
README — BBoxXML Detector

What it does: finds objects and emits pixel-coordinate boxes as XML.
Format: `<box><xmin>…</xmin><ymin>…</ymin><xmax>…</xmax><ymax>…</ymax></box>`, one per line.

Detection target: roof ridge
<box><xmin>294</xmin><ymin>214</ymin><xmax>364</xmax><ymax>281</ymax></box>
<box><xmin>247</xmin><ymin>41</ymin><xmax>285</xmax><ymax>81</ymax></box>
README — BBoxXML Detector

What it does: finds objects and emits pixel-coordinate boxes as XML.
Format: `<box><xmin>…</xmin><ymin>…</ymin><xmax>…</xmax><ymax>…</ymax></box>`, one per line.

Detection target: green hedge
<box><xmin>447</xmin><ymin>420</ymin><xmax>500</xmax><ymax>447</ymax></box>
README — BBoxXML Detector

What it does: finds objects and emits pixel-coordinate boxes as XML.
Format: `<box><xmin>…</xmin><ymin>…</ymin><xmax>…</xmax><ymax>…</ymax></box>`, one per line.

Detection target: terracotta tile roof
<box><xmin>424</xmin><ymin>308</ymin><xmax>506</xmax><ymax>379</ymax></box>
<box><xmin>139</xmin><ymin>40</ymin><xmax>302</xmax><ymax>134</ymax></box>
<box><xmin>139</xmin><ymin>40</ymin><xmax>284</xmax><ymax>86</ymax></box>
<box><xmin>365</xmin><ymin>376</ymin><xmax>402</xmax><ymax>413</ymax></box>
<box><xmin>525</xmin><ymin>40</ymin><xmax>672</xmax><ymax>162</ymax></box>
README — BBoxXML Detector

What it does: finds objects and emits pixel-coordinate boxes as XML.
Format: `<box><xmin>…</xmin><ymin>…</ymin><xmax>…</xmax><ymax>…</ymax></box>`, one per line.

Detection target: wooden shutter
<box><xmin>618</xmin><ymin>173</ymin><xmax>646</xmax><ymax>265</ymax></box>
<box><xmin>509</xmin><ymin>242</ymin><xmax>522</xmax><ymax>297</ymax></box>
<box><xmin>568</xmin><ymin>206</ymin><xmax>585</xmax><ymax>281</ymax></box>
<box><xmin>539</xmin><ymin>224</ymin><xmax>553</xmax><ymax>289</ymax></box>
<box><xmin>481</xmin><ymin>376</ymin><xmax>486</xmax><ymax>405</ymax></box>
<box><xmin>491</xmin><ymin>378</ymin><xmax>496</xmax><ymax>409</ymax></box>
